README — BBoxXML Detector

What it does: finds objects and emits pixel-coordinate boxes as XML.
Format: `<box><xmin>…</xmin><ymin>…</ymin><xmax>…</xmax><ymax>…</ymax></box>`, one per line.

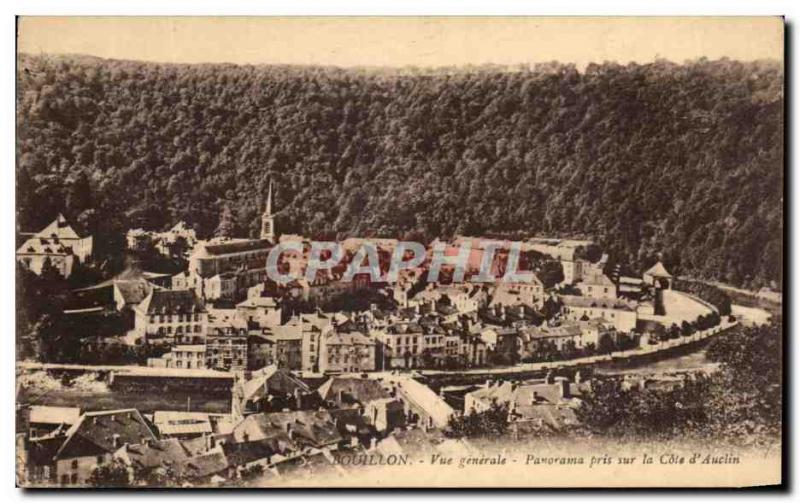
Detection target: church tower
<box><xmin>261</xmin><ymin>180</ymin><xmax>277</xmax><ymax>242</ymax></box>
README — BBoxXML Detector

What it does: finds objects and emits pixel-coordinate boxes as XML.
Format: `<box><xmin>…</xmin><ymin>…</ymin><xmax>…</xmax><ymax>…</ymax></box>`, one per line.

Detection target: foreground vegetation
<box><xmin>448</xmin><ymin>322</ymin><xmax>782</xmax><ymax>447</ymax></box>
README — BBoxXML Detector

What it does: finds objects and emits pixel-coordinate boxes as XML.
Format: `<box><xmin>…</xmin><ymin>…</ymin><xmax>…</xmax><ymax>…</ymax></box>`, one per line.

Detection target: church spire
<box><xmin>265</xmin><ymin>179</ymin><xmax>274</xmax><ymax>217</ymax></box>
<box><xmin>261</xmin><ymin>180</ymin><xmax>277</xmax><ymax>242</ymax></box>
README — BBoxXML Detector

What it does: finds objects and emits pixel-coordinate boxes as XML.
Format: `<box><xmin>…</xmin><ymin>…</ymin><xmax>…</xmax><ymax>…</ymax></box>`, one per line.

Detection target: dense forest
<box><xmin>16</xmin><ymin>54</ymin><xmax>783</xmax><ymax>288</ymax></box>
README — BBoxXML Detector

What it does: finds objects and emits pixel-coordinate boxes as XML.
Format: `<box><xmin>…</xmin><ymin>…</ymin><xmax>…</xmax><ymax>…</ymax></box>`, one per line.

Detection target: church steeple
<box><xmin>261</xmin><ymin>180</ymin><xmax>277</xmax><ymax>242</ymax></box>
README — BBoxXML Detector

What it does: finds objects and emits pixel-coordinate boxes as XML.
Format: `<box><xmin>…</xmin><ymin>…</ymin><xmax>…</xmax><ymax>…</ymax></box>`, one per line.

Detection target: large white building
<box><xmin>559</xmin><ymin>295</ymin><xmax>638</xmax><ymax>333</ymax></box>
<box><xmin>16</xmin><ymin>214</ymin><xmax>93</xmax><ymax>278</ymax></box>
<box><xmin>132</xmin><ymin>289</ymin><xmax>207</xmax><ymax>344</ymax></box>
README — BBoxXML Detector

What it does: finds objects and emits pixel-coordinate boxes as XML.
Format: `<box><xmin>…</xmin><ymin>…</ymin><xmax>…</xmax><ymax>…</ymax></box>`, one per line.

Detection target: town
<box><xmin>15</xmin><ymin>183</ymin><xmax>758</xmax><ymax>487</ymax></box>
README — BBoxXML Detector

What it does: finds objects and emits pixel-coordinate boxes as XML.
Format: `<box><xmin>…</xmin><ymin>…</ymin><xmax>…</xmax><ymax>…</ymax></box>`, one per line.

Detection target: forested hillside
<box><xmin>16</xmin><ymin>54</ymin><xmax>783</xmax><ymax>288</ymax></box>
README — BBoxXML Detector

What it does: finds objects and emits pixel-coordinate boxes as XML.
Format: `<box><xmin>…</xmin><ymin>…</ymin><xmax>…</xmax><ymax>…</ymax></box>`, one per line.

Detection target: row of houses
<box><xmin>19</xmin><ymin>369</ymin><xmax>456</xmax><ymax>487</ymax></box>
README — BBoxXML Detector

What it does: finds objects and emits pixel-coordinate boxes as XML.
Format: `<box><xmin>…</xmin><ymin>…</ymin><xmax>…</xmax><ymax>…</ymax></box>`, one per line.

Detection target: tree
<box><xmin>446</xmin><ymin>402</ymin><xmax>509</xmax><ymax>438</ymax></box>
<box><xmin>578</xmin><ymin>322</ymin><xmax>782</xmax><ymax>444</ymax></box>
<box><xmin>15</xmin><ymin>55</ymin><xmax>784</xmax><ymax>290</ymax></box>
<box><xmin>133</xmin><ymin>464</ymin><xmax>182</xmax><ymax>487</ymax></box>
<box><xmin>215</xmin><ymin>204</ymin><xmax>236</xmax><ymax>238</ymax></box>
<box><xmin>538</xmin><ymin>261</ymin><xmax>565</xmax><ymax>289</ymax></box>
<box><xmin>598</xmin><ymin>332</ymin><xmax>617</xmax><ymax>354</ymax></box>
<box><xmin>87</xmin><ymin>459</ymin><xmax>131</xmax><ymax>487</ymax></box>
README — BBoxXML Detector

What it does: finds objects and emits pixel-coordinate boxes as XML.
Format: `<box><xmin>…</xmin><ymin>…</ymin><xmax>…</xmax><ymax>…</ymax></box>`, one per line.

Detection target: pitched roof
<box><xmin>468</xmin><ymin>379</ymin><xmax>570</xmax><ymax>406</ymax></box>
<box><xmin>152</xmin><ymin>411</ymin><xmax>213</xmax><ymax>437</ymax></box>
<box><xmin>202</xmin><ymin>239</ymin><xmax>272</xmax><ymax>256</ymax></box>
<box><xmin>177</xmin><ymin>448</ymin><xmax>229</xmax><ymax>479</ymax></box>
<box><xmin>121</xmin><ymin>438</ymin><xmax>191</xmax><ymax>469</ymax></box>
<box><xmin>232</xmin><ymin>409</ymin><xmax>364</xmax><ymax>448</ymax></box>
<box><xmin>36</xmin><ymin>214</ymin><xmax>82</xmax><ymax>240</ymax></box>
<box><xmin>241</xmin><ymin>365</ymin><xmax>310</xmax><ymax>403</ymax></box>
<box><xmin>114</xmin><ymin>280</ymin><xmax>153</xmax><ymax>306</ymax></box>
<box><xmin>138</xmin><ymin>289</ymin><xmax>205</xmax><ymax>315</ymax></box>
<box><xmin>382</xmin><ymin>376</ymin><xmax>455</xmax><ymax>428</ymax></box>
<box><xmin>55</xmin><ymin>409</ymin><xmax>158</xmax><ymax>460</ymax></box>
<box><xmin>579</xmin><ymin>273</ymin><xmax>616</xmax><ymax>286</ymax></box>
<box><xmin>271</xmin><ymin>452</ymin><xmax>341</xmax><ymax>478</ymax></box>
<box><xmin>324</xmin><ymin>331</ymin><xmax>375</xmax><ymax>347</ymax></box>
<box><xmin>524</xmin><ymin>322</ymin><xmax>582</xmax><ymax>340</ymax></box>
<box><xmin>17</xmin><ymin>236</ymin><xmax>74</xmax><ymax>256</ymax></box>
<box><xmin>236</xmin><ymin>296</ymin><xmax>279</xmax><ymax>309</ymax></box>
<box><xmin>644</xmin><ymin>261</ymin><xmax>672</xmax><ymax>278</ymax></box>
<box><xmin>558</xmin><ymin>295</ymin><xmax>635</xmax><ymax>311</ymax></box>
<box><xmin>316</xmin><ymin>377</ymin><xmax>391</xmax><ymax>407</ymax></box>
<box><xmin>222</xmin><ymin>439</ymin><xmax>278</xmax><ymax>467</ymax></box>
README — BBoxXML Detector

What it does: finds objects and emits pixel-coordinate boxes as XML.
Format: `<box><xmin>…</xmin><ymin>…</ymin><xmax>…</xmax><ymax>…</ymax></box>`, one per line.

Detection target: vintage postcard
<box><xmin>15</xmin><ymin>16</ymin><xmax>784</xmax><ymax>488</ymax></box>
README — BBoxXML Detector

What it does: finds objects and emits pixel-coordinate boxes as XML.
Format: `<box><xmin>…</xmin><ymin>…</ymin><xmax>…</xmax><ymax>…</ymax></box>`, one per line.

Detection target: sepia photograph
<box><xmin>14</xmin><ymin>16</ymin><xmax>784</xmax><ymax>488</ymax></box>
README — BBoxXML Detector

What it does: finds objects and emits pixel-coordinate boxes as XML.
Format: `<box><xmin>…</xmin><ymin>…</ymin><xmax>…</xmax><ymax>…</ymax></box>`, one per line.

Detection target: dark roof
<box><xmin>178</xmin><ymin>450</ymin><xmax>229</xmax><ymax>479</ymax></box>
<box><xmin>140</xmin><ymin>289</ymin><xmax>205</xmax><ymax>315</ymax></box>
<box><xmin>56</xmin><ymin>409</ymin><xmax>158</xmax><ymax>460</ymax></box>
<box><xmin>242</xmin><ymin>367</ymin><xmax>310</xmax><ymax>403</ymax></box>
<box><xmin>27</xmin><ymin>435</ymin><xmax>66</xmax><ymax>466</ymax></box>
<box><xmin>271</xmin><ymin>452</ymin><xmax>339</xmax><ymax>478</ymax></box>
<box><xmin>317</xmin><ymin>377</ymin><xmax>392</xmax><ymax>407</ymax></box>
<box><xmin>222</xmin><ymin>439</ymin><xmax>279</xmax><ymax>467</ymax></box>
<box><xmin>204</xmin><ymin>239</ymin><xmax>272</xmax><ymax>256</ymax></box>
<box><xmin>124</xmin><ymin>438</ymin><xmax>190</xmax><ymax>469</ymax></box>
<box><xmin>233</xmin><ymin>409</ymin><xmax>359</xmax><ymax>449</ymax></box>
<box><xmin>115</xmin><ymin>280</ymin><xmax>153</xmax><ymax>306</ymax></box>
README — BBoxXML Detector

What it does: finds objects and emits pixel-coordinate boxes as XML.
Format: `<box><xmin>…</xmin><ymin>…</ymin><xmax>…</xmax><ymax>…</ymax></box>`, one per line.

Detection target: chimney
<box><xmin>545</xmin><ymin>371</ymin><xmax>554</xmax><ymax>384</ymax></box>
<box><xmin>558</xmin><ymin>378</ymin><xmax>570</xmax><ymax>399</ymax></box>
<box><xmin>574</xmin><ymin>371</ymin><xmax>582</xmax><ymax>384</ymax></box>
<box><xmin>112</xmin><ymin>434</ymin><xmax>121</xmax><ymax>449</ymax></box>
<box><xmin>294</xmin><ymin>388</ymin><xmax>303</xmax><ymax>410</ymax></box>
<box><xmin>532</xmin><ymin>391</ymin><xmax>540</xmax><ymax>404</ymax></box>
<box><xmin>337</xmin><ymin>389</ymin><xmax>345</xmax><ymax>404</ymax></box>
<box><xmin>110</xmin><ymin>414</ymin><xmax>116</xmax><ymax>422</ymax></box>
<box><xmin>369</xmin><ymin>436</ymin><xmax>377</xmax><ymax>450</ymax></box>
<box><xmin>485</xmin><ymin>379</ymin><xmax>492</xmax><ymax>388</ymax></box>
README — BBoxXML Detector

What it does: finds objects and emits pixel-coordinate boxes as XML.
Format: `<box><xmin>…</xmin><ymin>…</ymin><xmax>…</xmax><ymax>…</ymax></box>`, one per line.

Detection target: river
<box><xmin>593</xmin><ymin>346</ymin><xmax>717</xmax><ymax>376</ymax></box>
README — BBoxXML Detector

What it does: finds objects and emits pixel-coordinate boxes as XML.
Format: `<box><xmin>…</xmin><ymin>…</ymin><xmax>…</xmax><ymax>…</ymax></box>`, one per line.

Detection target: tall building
<box><xmin>260</xmin><ymin>180</ymin><xmax>277</xmax><ymax>242</ymax></box>
<box><xmin>16</xmin><ymin>214</ymin><xmax>93</xmax><ymax>278</ymax></box>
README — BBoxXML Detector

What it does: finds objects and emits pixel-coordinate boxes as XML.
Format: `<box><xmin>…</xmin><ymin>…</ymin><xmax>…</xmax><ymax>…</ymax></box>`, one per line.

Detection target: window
<box><xmin>96</xmin><ymin>455</ymin><xmax>104</xmax><ymax>464</ymax></box>
<box><xmin>71</xmin><ymin>460</ymin><xmax>78</xmax><ymax>469</ymax></box>
<box><xmin>61</xmin><ymin>475</ymin><xmax>68</xmax><ymax>485</ymax></box>
<box><xmin>70</xmin><ymin>474</ymin><xmax>77</xmax><ymax>484</ymax></box>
